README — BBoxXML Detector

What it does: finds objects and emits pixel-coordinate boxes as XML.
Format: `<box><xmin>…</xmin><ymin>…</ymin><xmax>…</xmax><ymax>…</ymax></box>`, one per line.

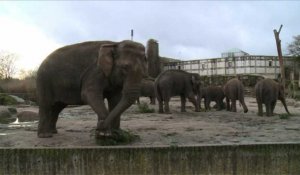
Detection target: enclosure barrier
<box><xmin>1</xmin><ymin>143</ymin><xmax>300</xmax><ymax>174</ymax></box>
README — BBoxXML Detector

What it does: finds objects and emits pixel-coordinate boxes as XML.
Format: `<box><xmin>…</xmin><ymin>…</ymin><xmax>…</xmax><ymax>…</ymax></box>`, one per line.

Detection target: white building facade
<box><xmin>164</xmin><ymin>55</ymin><xmax>293</xmax><ymax>79</ymax></box>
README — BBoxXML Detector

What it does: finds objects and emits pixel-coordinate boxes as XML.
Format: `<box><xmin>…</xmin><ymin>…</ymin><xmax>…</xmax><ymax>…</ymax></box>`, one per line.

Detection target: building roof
<box><xmin>222</xmin><ymin>48</ymin><xmax>248</xmax><ymax>54</ymax></box>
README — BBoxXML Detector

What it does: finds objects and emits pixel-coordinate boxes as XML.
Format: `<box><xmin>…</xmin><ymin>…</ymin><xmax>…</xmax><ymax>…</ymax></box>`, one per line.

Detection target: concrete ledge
<box><xmin>1</xmin><ymin>143</ymin><xmax>300</xmax><ymax>174</ymax></box>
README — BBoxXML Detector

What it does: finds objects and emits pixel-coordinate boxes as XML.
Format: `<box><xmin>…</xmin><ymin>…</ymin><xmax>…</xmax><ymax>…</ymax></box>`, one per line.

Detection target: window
<box><xmin>202</xmin><ymin>64</ymin><xmax>206</xmax><ymax>69</ymax></box>
<box><xmin>227</xmin><ymin>62</ymin><xmax>232</xmax><ymax>67</ymax></box>
<box><xmin>269</xmin><ymin>61</ymin><xmax>272</xmax><ymax>67</ymax></box>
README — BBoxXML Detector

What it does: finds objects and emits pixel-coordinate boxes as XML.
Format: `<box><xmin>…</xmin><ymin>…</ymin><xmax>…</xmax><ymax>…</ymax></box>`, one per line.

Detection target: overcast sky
<box><xmin>0</xmin><ymin>1</ymin><xmax>299</xmax><ymax>74</ymax></box>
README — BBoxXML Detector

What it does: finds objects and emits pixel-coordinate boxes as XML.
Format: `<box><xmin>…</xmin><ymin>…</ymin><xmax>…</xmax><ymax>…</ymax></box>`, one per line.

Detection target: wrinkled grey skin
<box><xmin>201</xmin><ymin>86</ymin><xmax>225</xmax><ymax>111</ymax></box>
<box><xmin>255</xmin><ymin>78</ymin><xmax>290</xmax><ymax>116</ymax></box>
<box><xmin>37</xmin><ymin>40</ymin><xmax>147</xmax><ymax>138</ymax></box>
<box><xmin>223</xmin><ymin>78</ymin><xmax>248</xmax><ymax>113</ymax></box>
<box><xmin>155</xmin><ymin>70</ymin><xmax>201</xmax><ymax>113</ymax></box>
<box><xmin>137</xmin><ymin>77</ymin><xmax>156</xmax><ymax>105</ymax></box>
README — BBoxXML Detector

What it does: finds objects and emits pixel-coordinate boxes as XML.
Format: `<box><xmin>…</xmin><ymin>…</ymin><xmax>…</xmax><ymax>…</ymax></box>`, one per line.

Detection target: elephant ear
<box><xmin>98</xmin><ymin>44</ymin><xmax>116</xmax><ymax>77</ymax></box>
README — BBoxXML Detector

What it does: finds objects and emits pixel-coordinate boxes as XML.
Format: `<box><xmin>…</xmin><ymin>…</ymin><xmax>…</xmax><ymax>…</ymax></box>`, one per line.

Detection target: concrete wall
<box><xmin>1</xmin><ymin>143</ymin><xmax>300</xmax><ymax>174</ymax></box>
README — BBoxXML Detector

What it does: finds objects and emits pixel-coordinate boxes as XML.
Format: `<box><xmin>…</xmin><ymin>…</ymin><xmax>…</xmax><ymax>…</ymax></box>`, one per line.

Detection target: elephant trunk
<box><xmin>101</xmin><ymin>84</ymin><xmax>141</xmax><ymax>130</ymax></box>
<box><xmin>279</xmin><ymin>97</ymin><xmax>291</xmax><ymax>115</ymax></box>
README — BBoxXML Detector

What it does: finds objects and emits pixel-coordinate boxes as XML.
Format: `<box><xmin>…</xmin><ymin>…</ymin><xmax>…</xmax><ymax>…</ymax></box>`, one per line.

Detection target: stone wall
<box><xmin>1</xmin><ymin>143</ymin><xmax>300</xmax><ymax>174</ymax></box>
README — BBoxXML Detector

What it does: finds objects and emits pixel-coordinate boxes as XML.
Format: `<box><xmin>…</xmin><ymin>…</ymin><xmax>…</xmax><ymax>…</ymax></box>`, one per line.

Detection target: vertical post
<box><xmin>131</xmin><ymin>29</ymin><xmax>134</xmax><ymax>41</ymax></box>
<box><xmin>273</xmin><ymin>24</ymin><xmax>285</xmax><ymax>88</ymax></box>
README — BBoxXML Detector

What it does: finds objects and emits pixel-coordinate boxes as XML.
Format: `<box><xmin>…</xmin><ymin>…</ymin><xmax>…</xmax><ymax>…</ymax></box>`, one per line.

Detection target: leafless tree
<box><xmin>287</xmin><ymin>35</ymin><xmax>300</xmax><ymax>56</ymax></box>
<box><xmin>0</xmin><ymin>51</ymin><xmax>18</xmax><ymax>79</ymax></box>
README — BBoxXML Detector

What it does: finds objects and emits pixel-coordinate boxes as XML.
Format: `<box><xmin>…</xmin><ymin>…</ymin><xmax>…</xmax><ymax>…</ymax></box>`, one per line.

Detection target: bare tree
<box><xmin>287</xmin><ymin>35</ymin><xmax>300</xmax><ymax>56</ymax></box>
<box><xmin>19</xmin><ymin>68</ymin><xmax>38</xmax><ymax>80</ymax></box>
<box><xmin>0</xmin><ymin>51</ymin><xmax>18</xmax><ymax>79</ymax></box>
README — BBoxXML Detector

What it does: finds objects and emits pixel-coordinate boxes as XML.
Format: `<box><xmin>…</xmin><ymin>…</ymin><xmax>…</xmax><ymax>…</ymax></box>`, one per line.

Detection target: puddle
<box><xmin>0</xmin><ymin>118</ymin><xmax>37</xmax><ymax>130</ymax></box>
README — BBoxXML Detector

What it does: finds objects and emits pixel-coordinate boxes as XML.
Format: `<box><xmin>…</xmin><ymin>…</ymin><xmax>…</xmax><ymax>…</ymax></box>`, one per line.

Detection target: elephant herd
<box><xmin>139</xmin><ymin>70</ymin><xmax>290</xmax><ymax>117</ymax></box>
<box><xmin>36</xmin><ymin>40</ymin><xmax>290</xmax><ymax>138</ymax></box>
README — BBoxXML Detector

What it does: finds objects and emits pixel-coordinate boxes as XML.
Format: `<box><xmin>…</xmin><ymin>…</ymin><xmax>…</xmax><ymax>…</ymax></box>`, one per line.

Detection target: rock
<box><xmin>0</xmin><ymin>107</ymin><xmax>14</xmax><ymax>124</ymax></box>
<box><xmin>17</xmin><ymin>111</ymin><xmax>39</xmax><ymax>122</ymax></box>
<box><xmin>7</xmin><ymin>107</ymin><xmax>17</xmax><ymax>114</ymax></box>
<box><xmin>9</xmin><ymin>95</ymin><xmax>25</xmax><ymax>103</ymax></box>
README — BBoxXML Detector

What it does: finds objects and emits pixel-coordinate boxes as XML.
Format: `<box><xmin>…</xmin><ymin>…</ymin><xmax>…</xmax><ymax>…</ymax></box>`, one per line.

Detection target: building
<box><xmin>163</xmin><ymin>49</ymin><xmax>293</xmax><ymax>79</ymax></box>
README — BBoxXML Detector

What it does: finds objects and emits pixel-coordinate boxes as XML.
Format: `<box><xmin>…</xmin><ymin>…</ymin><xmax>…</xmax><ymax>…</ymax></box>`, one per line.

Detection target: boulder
<box><xmin>17</xmin><ymin>111</ymin><xmax>39</xmax><ymax>122</ymax></box>
<box><xmin>0</xmin><ymin>107</ymin><xmax>15</xmax><ymax>124</ymax></box>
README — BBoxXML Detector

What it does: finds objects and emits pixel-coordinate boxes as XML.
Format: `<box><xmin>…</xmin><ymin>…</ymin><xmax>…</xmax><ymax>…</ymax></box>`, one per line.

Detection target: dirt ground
<box><xmin>1</xmin><ymin>96</ymin><xmax>300</xmax><ymax>147</ymax></box>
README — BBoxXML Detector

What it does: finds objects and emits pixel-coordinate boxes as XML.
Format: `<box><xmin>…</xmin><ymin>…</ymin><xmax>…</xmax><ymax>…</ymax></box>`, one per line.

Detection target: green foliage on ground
<box><xmin>0</xmin><ymin>94</ymin><xmax>18</xmax><ymax>105</ymax></box>
<box><xmin>137</xmin><ymin>102</ymin><xmax>155</xmax><ymax>113</ymax></box>
<box><xmin>94</xmin><ymin>129</ymin><xmax>140</xmax><ymax>146</ymax></box>
<box><xmin>279</xmin><ymin>113</ymin><xmax>290</xmax><ymax>119</ymax></box>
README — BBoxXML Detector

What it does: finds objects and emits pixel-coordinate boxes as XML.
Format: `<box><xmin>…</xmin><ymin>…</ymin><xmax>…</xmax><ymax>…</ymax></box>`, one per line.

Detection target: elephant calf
<box><xmin>255</xmin><ymin>78</ymin><xmax>290</xmax><ymax>116</ymax></box>
<box><xmin>201</xmin><ymin>86</ymin><xmax>225</xmax><ymax>111</ymax></box>
<box><xmin>223</xmin><ymin>78</ymin><xmax>248</xmax><ymax>113</ymax></box>
<box><xmin>137</xmin><ymin>77</ymin><xmax>156</xmax><ymax>105</ymax></box>
<box><xmin>155</xmin><ymin>69</ymin><xmax>201</xmax><ymax>113</ymax></box>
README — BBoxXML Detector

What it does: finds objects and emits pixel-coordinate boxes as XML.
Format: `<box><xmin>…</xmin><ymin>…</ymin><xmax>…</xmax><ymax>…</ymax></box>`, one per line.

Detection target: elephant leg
<box><xmin>257</xmin><ymin>102</ymin><xmax>263</xmax><ymax>116</ymax></box>
<box><xmin>187</xmin><ymin>94</ymin><xmax>199</xmax><ymax>112</ymax></box>
<box><xmin>271</xmin><ymin>101</ymin><xmax>276</xmax><ymax>116</ymax></box>
<box><xmin>136</xmin><ymin>98</ymin><xmax>140</xmax><ymax>105</ymax></box>
<box><xmin>38</xmin><ymin>105</ymin><xmax>53</xmax><ymax>138</ymax></box>
<box><xmin>83</xmin><ymin>91</ymin><xmax>109</xmax><ymax>132</ymax></box>
<box><xmin>204</xmin><ymin>98</ymin><xmax>210</xmax><ymax>111</ymax></box>
<box><xmin>164</xmin><ymin>99</ymin><xmax>171</xmax><ymax>114</ymax></box>
<box><xmin>162</xmin><ymin>92</ymin><xmax>171</xmax><ymax>114</ymax></box>
<box><xmin>150</xmin><ymin>96</ymin><xmax>155</xmax><ymax>105</ymax></box>
<box><xmin>158</xmin><ymin>99</ymin><xmax>164</xmax><ymax>113</ymax></box>
<box><xmin>265</xmin><ymin>103</ymin><xmax>271</xmax><ymax>117</ymax></box>
<box><xmin>239</xmin><ymin>99</ymin><xmax>248</xmax><ymax>113</ymax></box>
<box><xmin>226</xmin><ymin>97</ymin><xmax>230</xmax><ymax>111</ymax></box>
<box><xmin>180</xmin><ymin>95</ymin><xmax>186</xmax><ymax>112</ymax></box>
<box><xmin>107</xmin><ymin>92</ymin><xmax>122</xmax><ymax>130</ymax></box>
<box><xmin>50</xmin><ymin>102</ymin><xmax>67</xmax><ymax>134</ymax></box>
<box><xmin>216</xmin><ymin>100</ymin><xmax>222</xmax><ymax>111</ymax></box>
<box><xmin>231</xmin><ymin>99</ymin><xmax>237</xmax><ymax>112</ymax></box>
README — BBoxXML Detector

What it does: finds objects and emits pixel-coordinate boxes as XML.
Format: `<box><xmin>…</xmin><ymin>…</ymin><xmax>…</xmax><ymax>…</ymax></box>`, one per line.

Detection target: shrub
<box><xmin>279</xmin><ymin>113</ymin><xmax>290</xmax><ymax>119</ymax></box>
<box><xmin>0</xmin><ymin>94</ymin><xmax>18</xmax><ymax>105</ymax></box>
<box><xmin>137</xmin><ymin>102</ymin><xmax>155</xmax><ymax>113</ymax></box>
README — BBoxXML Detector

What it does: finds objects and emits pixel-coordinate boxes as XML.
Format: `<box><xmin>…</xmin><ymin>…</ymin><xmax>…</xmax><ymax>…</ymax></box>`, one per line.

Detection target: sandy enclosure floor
<box><xmin>1</xmin><ymin>97</ymin><xmax>300</xmax><ymax>147</ymax></box>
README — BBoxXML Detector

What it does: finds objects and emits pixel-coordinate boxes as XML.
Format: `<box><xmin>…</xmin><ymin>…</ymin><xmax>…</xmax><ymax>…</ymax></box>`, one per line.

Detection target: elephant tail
<box><xmin>154</xmin><ymin>80</ymin><xmax>162</xmax><ymax>102</ymax></box>
<box><xmin>238</xmin><ymin>83</ymin><xmax>248</xmax><ymax>113</ymax></box>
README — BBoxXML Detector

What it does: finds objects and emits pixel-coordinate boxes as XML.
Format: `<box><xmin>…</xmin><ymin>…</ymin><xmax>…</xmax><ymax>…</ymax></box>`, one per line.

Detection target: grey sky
<box><xmin>1</xmin><ymin>1</ymin><xmax>299</xmax><ymax>66</ymax></box>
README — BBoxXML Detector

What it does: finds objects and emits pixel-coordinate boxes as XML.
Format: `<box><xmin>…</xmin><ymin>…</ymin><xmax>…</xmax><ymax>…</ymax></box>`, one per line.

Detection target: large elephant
<box><xmin>36</xmin><ymin>40</ymin><xmax>147</xmax><ymax>138</ymax></box>
<box><xmin>223</xmin><ymin>78</ymin><xmax>248</xmax><ymax>113</ymax></box>
<box><xmin>255</xmin><ymin>78</ymin><xmax>290</xmax><ymax>116</ymax></box>
<box><xmin>155</xmin><ymin>69</ymin><xmax>201</xmax><ymax>113</ymax></box>
<box><xmin>137</xmin><ymin>77</ymin><xmax>156</xmax><ymax>105</ymax></box>
<box><xmin>201</xmin><ymin>85</ymin><xmax>225</xmax><ymax>111</ymax></box>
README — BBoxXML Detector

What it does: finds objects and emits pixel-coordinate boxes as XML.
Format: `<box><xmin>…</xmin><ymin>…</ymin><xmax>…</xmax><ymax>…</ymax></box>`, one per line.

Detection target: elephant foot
<box><xmin>96</xmin><ymin>120</ymin><xmax>112</xmax><ymax>137</ymax></box>
<box><xmin>38</xmin><ymin>132</ymin><xmax>53</xmax><ymax>138</ymax></box>
<box><xmin>244</xmin><ymin>109</ymin><xmax>248</xmax><ymax>113</ymax></box>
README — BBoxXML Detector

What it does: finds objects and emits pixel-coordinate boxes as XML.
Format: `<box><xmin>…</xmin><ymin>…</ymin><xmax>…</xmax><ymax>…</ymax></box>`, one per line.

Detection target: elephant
<box><xmin>255</xmin><ymin>78</ymin><xmax>290</xmax><ymax>116</ymax></box>
<box><xmin>136</xmin><ymin>77</ymin><xmax>156</xmax><ymax>105</ymax></box>
<box><xmin>36</xmin><ymin>40</ymin><xmax>147</xmax><ymax>138</ymax></box>
<box><xmin>155</xmin><ymin>69</ymin><xmax>201</xmax><ymax>113</ymax></box>
<box><xmin>201</xmin><ymin>85</ymin><xmax>225</xmax><ymax>111</ymax></box>
<box><xmin>223</xmin><ymin>78</ymin><xmax>248</xmax><ymax>113</ymax></box>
